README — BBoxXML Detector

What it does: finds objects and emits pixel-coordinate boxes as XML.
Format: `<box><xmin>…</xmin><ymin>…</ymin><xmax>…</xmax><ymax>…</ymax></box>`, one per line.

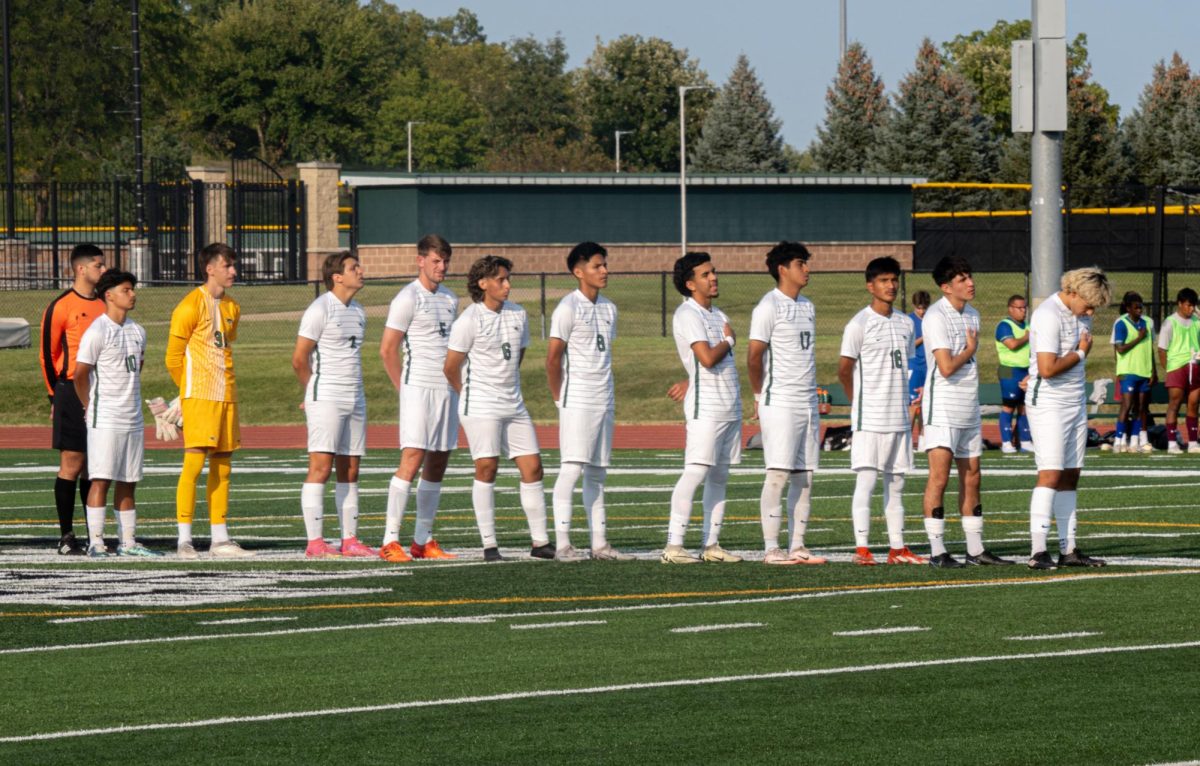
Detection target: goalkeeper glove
<box><xmin>146</xmin><ymin>396</ymin><xmax>182</xmax><ymax>441</ymax></box>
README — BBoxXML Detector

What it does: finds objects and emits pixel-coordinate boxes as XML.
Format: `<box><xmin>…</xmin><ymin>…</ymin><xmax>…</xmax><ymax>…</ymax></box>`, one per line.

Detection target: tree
<box><xmin>690</xmin><ymin>54</ymin><xmax>787</xmax><ymax>173</ymax></box>
<box><xmin>579</xmin><ymin>35</ymin><xmax>713</xmax><ymax>172</ymax></box>
<box><xmin>811</xmin><ymin>42</ymin><xmax>890</xmax><ymax>173</ymax></box>
<box><xmin>1123</xmin><ymin>53</ymin><xmax>1200</xmax><ymax>186</ymax></box>
<box><xmin>365</xmin><ymin>70</ymin><xmax>488</xmax><ymax>171</ymax></box>
<box><xmin>1170</xmin><ymin>85</ymin><xmax>1200</xmax><ymax>185</ymax></box>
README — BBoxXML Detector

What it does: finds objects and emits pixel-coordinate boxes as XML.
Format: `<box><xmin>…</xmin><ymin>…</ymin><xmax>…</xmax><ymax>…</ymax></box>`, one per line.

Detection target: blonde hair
<box><xmin>1061</xmin><ymin>266</ymin><xmax>1112</xmax><ymax>309</ymax></box>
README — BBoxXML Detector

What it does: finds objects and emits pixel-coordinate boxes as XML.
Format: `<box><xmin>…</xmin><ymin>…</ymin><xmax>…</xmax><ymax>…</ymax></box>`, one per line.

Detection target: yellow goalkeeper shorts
<box><xmin>181</xmin><ymin>399</ymin><xmax>241</xmax><ymax>452</ymax></box>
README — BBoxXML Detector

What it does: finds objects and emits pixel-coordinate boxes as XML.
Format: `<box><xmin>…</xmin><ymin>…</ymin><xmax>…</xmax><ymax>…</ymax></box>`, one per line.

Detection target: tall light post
<box><xmin>678</xmin><ymin>85</ymin><xmax>710</xmax><ymax>256</ymax></box>
<box><xmin>406</xmin><ymin>121</ymin><xmax>424</xmax><ymax>173</ymax></box>
<box><xmin>614</xmin><ymin>129</ymin><xmax>633</xmax><ymax>173</ymax></box>
<box><xmin>839</xmin><ymin>0</ymin><xmax>847</xmax><ymax>62</ymax></box>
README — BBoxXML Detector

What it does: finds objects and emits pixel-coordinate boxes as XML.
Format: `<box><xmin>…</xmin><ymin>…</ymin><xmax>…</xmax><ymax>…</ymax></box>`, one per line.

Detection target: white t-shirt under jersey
<box><xmin>921</xmin><ymin>297</ymin><xmax>981</xmax><ymax>428</ymax></box>
<box><xmin>673</xmin><ymin>298</ymin><xmax>741</xmax><ymax>422</ymax></box>
<box><xmin>748</xmin><ymin>288</ymin><xmax>817</xmax><ymax>409</ymax></box>
<box><xmin>76</xmin><ymin>313</ymin><xmax>146</xmax><ymax>431</ymax></box>
<box><xmin>297</xmin><ymin>291</ymin><xmax>366</xmax><ymax>403</ymax></box>
<box><xmin>448</xmin><ymin>300</ymin><xmax>531</xmax><ymax>418</ymax></box>
<box><xmin>549</xmin><ymin>289</ymin><xmax>617</xmax><ymax>412</ymax></box>
<box><xmin>840</xmin><ymin>305</ymin><xmax>915</xmax><ymax>433</ymax></box>
<box><xmin>385</xmin><ymin>280</ymin><xmax>458</xmax><ymax>391</ymax></box>
<box><xmin>1028</xmin><ymin>292</ymin><xmax>1091</xmax><ymax>407</ymax></box>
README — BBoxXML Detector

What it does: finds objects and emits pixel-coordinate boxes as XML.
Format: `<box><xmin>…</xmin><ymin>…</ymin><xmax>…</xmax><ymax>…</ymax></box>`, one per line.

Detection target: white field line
<box><xmin>48</xmin><ymin>614</ymin><xmax>144</xmax><ymax>625</ymax></box>
<box><xmin>510</xmin><ymin>620</ymin><xmax>608</xmax><ymax>631</ymax></box>
<box><xmin>197</xmin><ymin>617</ymin><xmax>300</xmax><ymax>626</ymax></box>
<box><xmin>670</xmin><ymin>622</ymin><xmax>765</xmax><ymax>634</ymax></box>
<box><xmin>1004</xmin><ymin>631</ymin><xmax>1103</xmax><ymax>641</ymax></box>
<box><xmin>833</xmin><ymin>626</ymin><xmax>930</xmax><ymax>637</ymax></box>
<box><xmin>3</xmin><ymin>568</ymin><xmax>1196</xmax><ymax>657</ymax></box>
<box><xmin>4</xmin><ymin>638</ymin><xmax>1200</xmax><ymax>743</ymax></box>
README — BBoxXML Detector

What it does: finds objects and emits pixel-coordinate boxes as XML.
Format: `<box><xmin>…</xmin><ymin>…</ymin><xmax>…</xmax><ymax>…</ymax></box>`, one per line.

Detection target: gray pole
<box><xmin>679</xmin><ymin>86</ymin><xmax>687</xmax><ymax>256</ymax></box>
<box><xmin>839</xmin><ymin>0</ymin><xmax>847</xmax><ymax>62</ymax></box>
<box><xmin>406</xmin><ymin>121</ymin><xmax>423</xmax><ymax>173</ymax></box>
<box><xmin>615</xmin><ymin>129</ymin><xmax>632</xmax><ymax>173</ymax></box>
<box><xmin>131</xmin><ymin>0</ymin><xmax>145</xmax><ymax>238</ymax></box>
<box><xmin>2</xmin><ymin>0</ymin><xmax>14</xmax><ymax>239</ymax></box>
<box><xmin>1030</xmin><ymin>0</ymin><xmax>1066</xmax><ymax>302</ymax></box>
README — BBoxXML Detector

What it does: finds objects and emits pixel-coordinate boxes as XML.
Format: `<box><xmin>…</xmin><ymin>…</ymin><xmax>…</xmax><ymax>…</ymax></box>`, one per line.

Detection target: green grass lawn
<box><xmin>0</xmin><ymin>447</ymin><xmax>1198</xmax><ymax>763</ymax></box>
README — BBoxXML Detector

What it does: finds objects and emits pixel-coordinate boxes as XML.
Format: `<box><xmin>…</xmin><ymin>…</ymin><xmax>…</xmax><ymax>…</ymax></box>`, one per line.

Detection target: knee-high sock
<box><xmin>961</xmin><ymin>506</ymin><xmax>984</xmax><ymax>557</ymax></box>
<box><xmin>999</xmin><ymin>411</ymin><xmax>1014</xmax><ymax>444</ymax></box>
<box><xmin>118</xmin><ymin>509</ymin><xmax>136</xmax><ymax>547</ymax></box>
<box><xmin>472</xmin><ymin>480</ymin><xmax>497</xmax><ymax>548</ymax></box>
<box><xmin>582</xmin><ymin>466</ymin><xmax>608</xmax><ymax>550</ymax></box>
<box><xmin>883</xmin><ymin>472</ymin><xmax>907</xmax><ymax>549</ymax></box>
<box><xmin>519</xmin><ymin>481</ymin><xmax>549</xmax><ymax>546</ymax></box>
<box><xmin>335</xmin><ymin>482</ymin><xmax>359</xmax><ymax>540</ymax></box>
<box><xmin>413</xmin><ymin>480</ymin><xmax>441</xmax><ymax>545</ymax></box>
<box><xmin>206</xmin><ymin>454</ymin><xmax>232</xmax><ymax>544</ymax></box>
<box><xmin>552</xmin><ymin>463</ymin><xmax>583</xmax><ymax>549</ymax></box>
<box><xmin>78</xmin><ymin>477</ymin><xmax>92</xmax><ymax>519</ymax></box>
<box><xmin>85</xmin><ymin>505</ymin><xmax>107</xmax><ymax>547</ymax></box>
<box><xmin>852</xmin><ymin>469</ymin><xmax>877</xmax><ymax>547</ymax></box>
<box><xmin>301</xmin><ymin>482</ymin><xmax>325</xmax><ymax>541</ymax></box>
<box><xmin>787</xmin><ymin>471</ymin><xmax>813</xmax><ymax>551</ymax></box>
<box><xmin>1017</xmin><ymin>415</ymin><xmax>1032</xmax><ymax>443</ymax></box>
<box><xmin>1052</xmin><ymin>490</ymin><xmax>1078</xmax><ymax>553</ymax></box>
<box><xmin>383</xmin><ymin>477</ymin><xmax>411</xmax><ymax>546</ymax></box>
<box><xmin>759</xmin><ymin>469</ymin><xmax>789</xmax><ymax>551</ymax></box>
<box><xmin>54</xmin><ymin>477</ymin><xmax>77</xmax><ymax>535</ymax></box>
<box><xmin>702</xmin><ymin>463</ymin><xmax>730</xmax><ymax>548</ymax></box>
<box><xmin>924</xmin><ymin>506</ymin><xmax>946</xmax><ymax>556</ymax></box>
<box><xmin>1029</xmin><ymin>486</ymin><xmax>1055</xmax><ymax>555</ymax></box>
<box><xmin>668</xmin><ymin>464</ymin><xmax>709</xmax><ymax>546</ymax></box>
<box><xmin>176</xmin><ymin>452</ymin><xmax>206</xmax><ymax>530</ymax></box>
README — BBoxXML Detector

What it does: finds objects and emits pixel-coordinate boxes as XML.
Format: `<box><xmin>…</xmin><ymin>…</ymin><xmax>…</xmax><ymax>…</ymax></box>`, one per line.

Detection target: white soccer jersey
<box><xmin>840</xmin><ymin>306</ymin><xmax>915</xmax><ymax>433</ymax></box>
<box><xmin>749</xmin><ymin>288</ymin><xmax>817</xmax><ymax>409</ymax></box>
<box><xmin>673</xmin><ymin>298</ymin><xmax>741</xmax><ymax>422</ymax></box>
<box><xmin>297</xmin><ymin>291</ymin><xmax>366</xmax><ymax>403</ymax></box>
<box><xmin>549</xmin><ymin>289</ymin><xmax>617</xmax><ymax>411</ymax></box>
<box><xmin>449</xmin><ymin>300</ymin><xmax>531</xmax><ymax>418</ymax></box>
<box><xmin>385</xmin><ymin>280</ymin><xmax>458</xmax><ymax>391</ymax></box>
<box><xmin>1028</xmin><ymin>292</ymin><xmax>1091</xmax><ymax>406</ymax></box>
<box><xmin>76</xmin><ymin>313</ymin><xmax>146</xmax><ymax>431</ymax></box>
<box><xmin>921</xmin><ymin>297</ymin><xmax>981</xmax><ymax>428</ymax></box>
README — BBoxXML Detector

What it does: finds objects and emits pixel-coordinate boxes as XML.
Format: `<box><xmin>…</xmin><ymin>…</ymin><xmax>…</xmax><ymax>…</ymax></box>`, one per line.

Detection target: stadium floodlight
<box><xmin>679</xmin><ymin>85</ymin><xmax>712</xmax><ymax>256</ymax></box>
<box><xmin>615</xmin><ymin>130</ymin><xmax>633</xmax><ymax>173</ymax></box>
<box><xmin>407</xmin><ymin>121</ymin><xmax>425</xmax><ymax>174</ymax></box>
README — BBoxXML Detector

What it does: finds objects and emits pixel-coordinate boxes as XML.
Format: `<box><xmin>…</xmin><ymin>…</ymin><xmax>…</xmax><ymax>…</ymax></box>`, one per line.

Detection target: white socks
<box><xmin>787</xmin><ymin>472</ymin><xmax>813</xmax><ymax>551</ymax></box>
<box><xmin>883</xmin><ymin>472</ymin><xmax>907</xmax><ymax>549</ymax></box>
<box><xmin>473</xmin><ymin>480</ymin><xmax>497</xmax><ymax>548</ymax></box>
<box><xmin>668</xmin><ymin>464</ymin><xmax>709</xmax><ymax>546</ymax></box>
<box><xmin>210</xmin><ymin>523</ymin><xmax>230</xmax><ymax>544</ymax></box>
<box><xmin>335</xmin><ymin>482</ymin><xmax>359</xmax><ymax>540</ymax></box>
<box><xmin>1029</xmin><ymin>486</ymin><xmax>1056</xmax><ymax>555</ymax></box>
<box><xmin>519</xmin><ymin>481</ymin><xmax>549</xmax><ymax>546</ymax></box>
<box><xmin>413</xmin><ymin>480</ymin><xmax>441</xmax><ymax>545</ymax></box>
<box><xmin>118</xmin><ymin>509</ymin><xmax>136</xmax><ymax>547</ymax></box>
<box><xmin>383</xmin><ymin>476</ymin><xmax>411</xmax><ymax>546</ymax></box>
<box><xmin>961</xmin><ymin>514</ymin><xmax>984</xmax><ymax>557</ymax></box>
<box><xmin>924</xmin><ymin>515</ymin><xmax>947</xmax><ymax>556</ymax></box>
<box><xmin>301</xmin><ymin>482</ymin><xmax>325</xmax><ymax>541</ymax></box>
<box><xmin>1052</xmin><ymin>490</ymin><xmax>1078</xmax><ymax>553</ymax></box>
<box><xmin>177</xmin><ymin>522</ymin><xmax>193</xmax><ymax>545</ymax></box>
<box><xmin>701</xmin><ymin>464</ymin><xmax>730</xmax><ymax>548</ymax></box>
<box><xmin>851</xmin><ymin>469</ymin><xmax>876</xmax><ymax>547</ymax></box>
<box><xmin>86</xmin><ymin>505</ymin><xmax>106</xmax><ymax>547</ymax></box>
<box><xmin>760</xmin><ymin>469</ymin><xmax>789</xmax><ymax>550</ymax></box>
<box><xmin>582</xmin><ymin>466</ymin><xmax>607</xmax><ymax>550</ymax></box>
<box><xmin>553</xmin><ymin>463</ymin><xmax>583</xmax><ymax>549</ymax></box>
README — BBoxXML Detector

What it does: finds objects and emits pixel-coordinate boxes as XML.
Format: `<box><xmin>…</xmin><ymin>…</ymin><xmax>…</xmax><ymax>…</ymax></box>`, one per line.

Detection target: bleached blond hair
<box><xmin>1061</xmin><ymin>266</ymin><xmax>1112</xmax><ymax>309</ymax></box>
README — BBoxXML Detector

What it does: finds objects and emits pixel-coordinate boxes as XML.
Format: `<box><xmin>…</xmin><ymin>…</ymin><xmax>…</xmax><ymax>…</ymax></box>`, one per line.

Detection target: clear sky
<box><xmin>397</xmin><ymin>0</ymin><xmax>1200</xmax><ymax>149</ymax></box>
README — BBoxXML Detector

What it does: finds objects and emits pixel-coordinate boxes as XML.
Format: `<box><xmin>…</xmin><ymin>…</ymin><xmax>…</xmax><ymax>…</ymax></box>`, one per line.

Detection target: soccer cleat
<box><xmin>1058</xmin><ymin>549</ymin><xmax>1107</xmax><ymax>568</ymax></box>
<box><xmin>530</xmin><ymin>543</ymin><xmax>557</xmax><ymax>560</ymax></box>
<box><xmin>764</xmin><ymin>547</ymin><xmax>804</xmax><ymax>566</ymax></box>
<box><xmin>57</xmin><ymin>532</ymin><xmax>86</xmax><ymax>556</ymax></box>
<box><xmin>1139</xmin><ymin>442</ymin><xmax>1155</xmax><ymax>453</ymax></box>
<box><xmin>660</xmin><ymin>544</ymin><xmax>701</xmax><ymax>564</ymax></box>
<box><xmin>305</xmin><ymin>539</ymin><xmax>342</xmax><ymax>559</ymax></box>
<box><xmin>590</xmin><ymin>544</ymin><xmax>635</xmax><ymax>561</ymax></box>
<box><xmin>887</xmin><ymin>547</ymin><xmax>927</xmax><ymax>565</ymax></box>
<box><xmin>1107</xmin><ymin>443</ymin><xmax>1120</xmax><ymax>453</ymax></box>
<box><xmin>1168</xmin><ymin>441</ymin><xmax>1183</xmax><ymax>454</ymax></box>
<box><xmin>483</xmin><ymin>546</ymin><xmax>504</xmax><ymax>563</ymax></box>
<box><xmin>117</xmin><ymin>543</ymin><xmax>163</xmax><ymax>558</ymax></box>
<box><xmin>1027</xmin><ymin>551</ymin><xmax>1058</xmax><ymax>570</ymax></box>
<box><xmin>87</xmin><ymin>543</ymin><xmax>110</xmax><ymax>558</ymax></box>
<box><xmin>554</xmin><ymin>545</ymin><xmax>588</xmax><ymax>562</ymax></box>
<box><xmin>965</xmin><ymin>549</ymin><xmax>1016</xmax><ymax>566</ymax></box>
<box><xmin>1190</xmin><ymin>443</ymin><xmax>1200</xmax><ymax>454</ymax></box>
<box><xmin>339</xmin><ymin>537</ymin><xmax>376</xmax><ymax>557</ymax></box>
<box><xmin>853</xmin><ymin>547</ymin><xmax>877</xmax><ymax>566</ymax></box>
<box><xmin>701</xmin><ymin>544</ymin><xmax>743</xmax><ymax>563</ymax></box>
<box><xmin>378</xmin><ymin>541</ymin><xmax>412</xmax><ymax>563</ymax></box>
<box><xmin>210</xmin><ymin>540</ymin><xmax>255</xmax><ymax>559</ymax></box>
<box><xmin>410</xmin><ymin>539</ymin><xmax>457</xmax><ymax>560</ymax></box>
<box><xmin>1001</xmin><ymin>442</ymin><xmax>1018</xmax><ymax>454</ymax></box>
<box><xmin>928</xmin><ymin>552</ymin><xmax>965</xmax><ymax>569</ymax></box>
<box><xmin>1019</xmin><ymin>442</ymin><xmax>1034</xmax><ymax>453</ymax></box>
<box><xmin>176</xmin><ymin>541</ymin><xmax>199</xmax><ymax>560</ymax></box>
<box><xmin>787</xmin><ymin>547</ymin><xmax>828</xmax><ymax>565</ymax></box>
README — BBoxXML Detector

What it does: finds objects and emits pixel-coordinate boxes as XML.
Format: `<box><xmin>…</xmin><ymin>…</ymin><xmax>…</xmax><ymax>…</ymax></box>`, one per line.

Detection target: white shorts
<box><xmin>86</xmin><ymin>427</ymin><xmax>144</xmax><ymax>483</ymax></box>
<box><xmin>922</xmin><ymin>424</ymin><xmax>983</xmax><ymax>458</ymax></box>
<box><xmin>1027</xmin><ymin>400</ymin><xmax>1087</xmax><ymax>471</ymax></box>
<box><xmin>558</xmin><ymin>407</ymin><xmax>614</xmax><ymax>466</ymax></box>
<box><xmin>400</xmin><ymin>385</ymin><xmax>459</xmax><ymax>452</ymax></box>
<box><xmin>684</xmin><ymin>419</ymin><xmax>743</xmax><ymax>467</ymax></box>
<box><xmin>306</xmin><ymin>398</ymin><xmax>366</xmax><ymax>456</ymax></box>
<box><xmin>850</xmin><ymin>430</ymin><xmax>913</xmax><ymax>473</ymax></box>
<box><xmin>461</xmin><ymin>411</ymin><xmax>540</xmax><ymax>460</ymax></box>
<box><xmin>759</xmin><ymin>403</ymin><xmax>819</xmax><ymax>471</ymax></box>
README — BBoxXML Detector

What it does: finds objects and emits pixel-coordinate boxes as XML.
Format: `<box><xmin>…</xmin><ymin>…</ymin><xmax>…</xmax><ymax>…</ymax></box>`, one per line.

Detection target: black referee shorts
<box><xmin>52</xmin><ymin>379</ymin><xmax>88</xmax><ymax>452</ymax></box>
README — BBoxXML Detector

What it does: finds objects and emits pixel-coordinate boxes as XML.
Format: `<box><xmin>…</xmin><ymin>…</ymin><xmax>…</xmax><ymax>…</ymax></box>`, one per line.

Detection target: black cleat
<box><xmin>928</xmin><ymin>552</ymin><xmax>965</xmax><ymax>569</ymax></box>
<box><xmin>966</xmin><ymin>549</ymin><xmax>1016</xmax><ymax>566</ymax></box>
<box><xmin>57</xmin><ymin>532</ymin><xmax>85</xmax><ymax>556</ymax></box>
<box><xmin>1027</xmin><ymin>551</ymin><xmax>1058</xmax><ymax>570</ymax></box>
<box><xmin>483</xmin><ymin>546</ymin><xmax>504</xmax><ymax>563</ymax></box>
<box><xmin>530</xmin><ymin>543</ymin><xmax>556</xmax><ymax>560</ymax></box>
<box><xmin>1058</xmin><ymin>549</ymin><xmax>1107</xmax><ymax>568</ymax></box>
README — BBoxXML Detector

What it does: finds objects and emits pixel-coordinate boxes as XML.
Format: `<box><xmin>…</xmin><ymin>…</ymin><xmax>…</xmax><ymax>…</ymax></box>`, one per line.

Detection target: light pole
<box><xmin>839</xmin><ymin>0</ymin><xmax>847</xmax><ymax>62</ymax></box>
<box><xmin>614</xmin><ymin>130</ymin><xmax>633</xmax><ymax>173</ymax></box>
<box><xmin>679</xmin><ymin>85</ymin><xmax>710</xmax><ymax>255</ymax></box>
<box><xmin>406</xmin><ymin>121</ymin><xmax>424</xmax><ymax>173</ymax></box>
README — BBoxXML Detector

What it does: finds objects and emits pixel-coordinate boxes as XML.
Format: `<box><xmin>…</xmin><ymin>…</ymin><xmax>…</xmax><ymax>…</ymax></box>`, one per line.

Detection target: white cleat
<box><xmin>210</xmin><ymin>540</ymin><xmax>255</xmax><ymax>559</ymax></box>
<box><xmin>763</xmin><ymin>547</ymin><xmax>804</xmax><ymax>565</ymax></box>
<box><xmin>660</xmin><ymin>544</ymin><xmax>701</xmax><ymax>564</ymax></box>
<box><xmin>590</xmin><ymin>544</ymin><xmax>635</xmax><ymax>561</ymax></box>
<box><xmin>1140</xmin><ymin>442</ymin><xmax>1155</xmax><ymax>453</ymax></box>
<box><xmin>1001</xmin><ymin>443</ymin><xmax>1018</xmax><ymax>454</ymax></box>
<box><xmin>701</xmin><ymin>544</ymin><xmax>743</xmax><ymax>563</ymax></box>
<box><xmin>1188</xmin><ymin>443</ymin><xmax>1200</xmax><ymax>454</ymax></box>
<box><xmin>176</xmin><ymin>541</ymin><xmax>199</xmax><ymax>560</ymax></box>
<box><xmin>554</xmin><ymin>545</ymin><xmax>588</xmax><ymax>563</ymax></box>
<box><xmin>1169</xmin><ymin>442</ymin><xmax>1183</xmax><ymax>455</ymax></box>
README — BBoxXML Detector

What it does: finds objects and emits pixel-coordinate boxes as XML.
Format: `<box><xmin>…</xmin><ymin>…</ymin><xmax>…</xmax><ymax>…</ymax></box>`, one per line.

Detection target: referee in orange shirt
<box><xmin>39</xmin><ymin>244</ymin><xmax>108</xmax><ymax>554</ymax></box>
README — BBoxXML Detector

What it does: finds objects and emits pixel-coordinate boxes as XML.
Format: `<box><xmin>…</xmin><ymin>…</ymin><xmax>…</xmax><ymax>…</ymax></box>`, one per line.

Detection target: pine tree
<box><xmin>1170</xmin><ymin>85</ymin><xmax>1200</xmax><ymax>185</ymax></box>
<box><xmin>811</xmin><ymin>42</ymin><xmax>890</xmax><ymax>173</ymax></box>
<box><xmin>1123</xmin><ymin>53</ymin><xmax>1198</xmax><ymax>186</ymax></box>
<box><xmin>690</xmin><ymin>54</ymin><xmax>787</xmax><ymax>173</ymax></box>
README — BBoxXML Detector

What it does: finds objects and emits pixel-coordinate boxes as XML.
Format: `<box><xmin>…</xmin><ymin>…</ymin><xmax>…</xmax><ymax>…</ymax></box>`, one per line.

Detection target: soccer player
<box><xmin>907</xmin><ymin>290</ymin><xmax>930</xmax><ymax>451</ymax></box>
<box><xmin>1026</xmin><ymin>267</ymin><xmax>1113</xmax><ymax>570</ymax></box>
<box><xmin>379</xmin><ymin>234</ymin><xmax>460</xmax><ymax>562</ymax></box>
<box><xmin>39</xmin><ymin>244</ymin><xmax>107</xmax><ymax>554</ymax></box>
<box><xmin>748</xmin><ymin>242</ymin><xmax>827</xmax><ymax>565</ymax></box>
<box><xmin>292</xmin><ymin>251</ymin><xmax>374</xmax><ymax>559</ymax></box>
<box><xmin>73</xmin><ymin>270</ymin><xmax>160</xmax><ymax>558</ymax></box>
<box><xmin>546</xmin><ymin>242</ymin><xmax>632</xmax><ymax>561</ymax></box>
<box><xmin>1110</xmin><ymin>291</ymin><xmax>1155</xmax><ymax>453</ymax></box>
<box><xmin>1156</xmin><ymin>288</ymin><xmax>1199</xmax><ymax>455</ymax></box>
<box><xmin>837</xmin><ymin>257</ymin><xmax>923</xmax><ymax>566</ymax></box>
<box><xmin>166</xmin><ymin>243</ymin><xmax>252</xmax><ymax>559</ymax></box>
<box><xmin>919</xmin><ymin>256</ymin><xmax>1012</xmax><ymax>568</ymax></box>
<box><xmin>662</xmin><ymin>252</ymin><xmax>743</xmax><ymax>565</ymax></box>
<box><xmin>444</xmin><ymin>255</ymin><xmax>554</xmax><ymax>562</ymax></box>
<box><xmin>995</xmin><ymin>295</ymin><xmax>1034</xmax><ymax>453</ymax></box>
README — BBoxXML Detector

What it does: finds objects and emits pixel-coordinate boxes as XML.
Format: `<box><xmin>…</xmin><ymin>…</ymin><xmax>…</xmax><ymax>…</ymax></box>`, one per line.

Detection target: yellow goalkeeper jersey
<box><xmin>167</xmin><ymin>286</ymin><xmax>240</xmax><ymax>402</ymax></box>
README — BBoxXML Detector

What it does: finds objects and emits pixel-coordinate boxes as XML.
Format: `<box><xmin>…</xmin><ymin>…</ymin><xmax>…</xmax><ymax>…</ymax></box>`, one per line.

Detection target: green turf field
<box><xmin>1</xmin><ymin>447</ymin><xmax>1198</xmax><ymax>764</ymax></box>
